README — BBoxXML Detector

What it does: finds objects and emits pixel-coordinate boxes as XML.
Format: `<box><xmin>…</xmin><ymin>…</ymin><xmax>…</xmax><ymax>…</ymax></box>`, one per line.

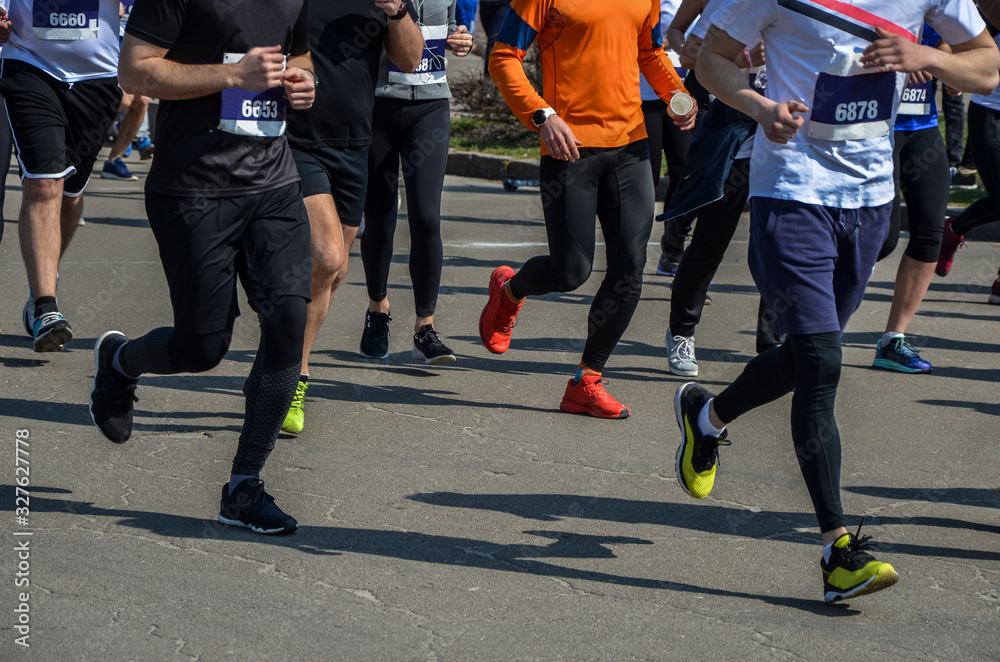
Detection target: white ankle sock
<box><xmin>881</xmin><ymin>332</ymin><xmax>904</xmax><ymax>347</ymax></box>
<box><xmin>821</xmin><ymin>541</ymin><xmax>835</xmax><ymax>564</ymax></box>
<box><xmin>697</xmin><ymin>398</ymin><xmax>726</xmax><ymax>438</ymax></box>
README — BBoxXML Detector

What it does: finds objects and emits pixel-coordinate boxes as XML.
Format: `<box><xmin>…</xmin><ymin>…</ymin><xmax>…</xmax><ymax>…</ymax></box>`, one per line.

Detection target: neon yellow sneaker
<box><xmin>281</xmin><ymin>379</ymin><xmax>308</xmax><ymax>434</ymax></box>
<box><xmin>674</xmin><ymin>382</ymin><xmax>730</xmax><ymax>499</ymax></box>
<box><xmin>822</xmin><ymin>522</ymin><xmax>899</xmax><ymax>603</ymax></box>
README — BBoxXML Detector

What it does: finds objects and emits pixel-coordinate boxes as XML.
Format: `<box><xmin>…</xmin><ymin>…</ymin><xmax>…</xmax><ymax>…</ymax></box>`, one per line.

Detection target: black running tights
<box><xmin>508</xmin><ymin>141</ymin><xmax>654</xmax><ymax>373</ymax></box>
<box><xmin>951</xmin><ymin>102</ymin><xmax>1000</xmax><ymax>241</ymax></box>
<box><xmin>712</xmin><ymin>332</ymin><xmax>846</xmax><ymax>533</ymax></box>
<box><xmin>120</xmin><ymin>296</ymin><xmax>306</xmax><ymax>477</ymax></box>
<box><xmin>363</xmin><ymin>97</ymin><xmax>449</xmax><ymax>318</ymax></box>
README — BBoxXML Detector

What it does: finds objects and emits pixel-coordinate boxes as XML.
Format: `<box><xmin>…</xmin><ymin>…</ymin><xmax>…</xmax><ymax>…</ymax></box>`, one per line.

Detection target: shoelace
<box><xmin>367</xmin><ymin>314</ymin><xmax>390</xmax><ymax>341</ymax></box>
<box><xmin>290</xmin><ymin>384</ymin><xmax>306</xmax><ymax>408</ymax></box>
<box><xmin>840</xmin><ymin>517</ymin><xmax>878</xmax><ymax>563</ymax></box>
<box><xmin>418</xmin><ymin>327</ymin><xmax>443</xmax><ymax>347</ymax></box>
<box><xmin>890</xmin><ymin>337</ymin><xmax>920</xmax><ymax>359</ymax></box>
<box><xmin>495</xmin><ymin>296</ymin><xmax>521</xmax><ymax>334</ymax></box>
<box><xmin>672</xmin><ymin>335</ymin><xmax>695</xmax><ymax>362</ymax></box>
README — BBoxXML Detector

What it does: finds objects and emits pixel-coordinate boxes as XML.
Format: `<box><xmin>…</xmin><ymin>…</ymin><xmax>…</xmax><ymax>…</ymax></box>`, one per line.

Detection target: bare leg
<box><xmin>108</xmin><ymin>93</ymin><xmax>148</xmax><ymax>162</ymax></box>
<box><xmin>300</xmin><ymin>194</ymin><xmax>358</xmax><ymax>375</ymax></box>
<box><xmin>19</xmin><ymin>178</ymin><xmax>65</xmax><ymax>298</ymax></box>
<box><xmin>884</xmin><ymin>255</ymin><xmax>936</xmax><ymax>334</ymax></box>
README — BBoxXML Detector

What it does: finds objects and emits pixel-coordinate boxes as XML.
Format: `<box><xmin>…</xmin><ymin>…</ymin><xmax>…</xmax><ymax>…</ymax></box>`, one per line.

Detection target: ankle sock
<box><xmin>111</xmin><ymin>344</ymin><xmax>139</xmax><ymax>381</ymax></box>
<box><xmin>881</xmin><ymin>332</ymin><xmax>904</xmax><ymax>347</ymax></box>
<box><xmin>697</xmin><ymin>398</ymin><xmax>726</xmax><ymax>438</ymax></box>
<box><xmin>299</xmin><ymin>374</ymin><xmax>309</xmax><ymax>383</ymax></box>
<box><xmin>503</xmin><ymin>279</ymin><xmax>524</xmax><ymax>303</ymax></box>
<box><xmin>34</xmin><ymin>296</ymin><xmax>57</xmax><ymax>319</ymax></box>
<box><xmin>573</xmin><ymin>365</ymin><xmax>601</xmax><ymax>385</ymax></box>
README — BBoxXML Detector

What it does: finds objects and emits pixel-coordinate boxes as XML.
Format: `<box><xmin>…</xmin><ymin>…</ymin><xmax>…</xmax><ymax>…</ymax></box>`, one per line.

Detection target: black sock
<box><xmin>34</xmin><ymin>296</ymin><xmax>57</xmax><ymax>318</ymax></box>
<box><xmin>299</xmin><ymin>374</ymin><xmax>308</xmax><ymax>383</ymax></box>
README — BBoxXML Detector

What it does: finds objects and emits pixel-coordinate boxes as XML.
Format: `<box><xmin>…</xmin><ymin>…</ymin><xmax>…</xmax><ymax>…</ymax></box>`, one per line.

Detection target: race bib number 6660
<box><xmin>33</xmin><ymin>0</ymin><xmax>100</xmax><ymax>40</ymax></box>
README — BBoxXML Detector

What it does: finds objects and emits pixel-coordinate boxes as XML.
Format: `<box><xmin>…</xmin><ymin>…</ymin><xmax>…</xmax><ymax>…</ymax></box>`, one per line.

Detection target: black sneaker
<box><xmin>218</xmin><ymin>478</ymin><xmax>298</xmax><ymax>535</ymax></box>
<box><xmin>360</xmin><ymin>310</ymin><xmax>391</xmax><ymax>358</ymax></box>
<box><xmin>949</xmin><ymin>167</ymin><xmax>978</xmax><ymax>190</ymax></box>
<box><xmin>413</xmin><ymin>324</ymin><xmax>457</xmax><ymax>365</ymax></box>
<box><xmin>89</xmin><ymin>331</ymin><xmax>138</xmax><ymax>443</ymax></box>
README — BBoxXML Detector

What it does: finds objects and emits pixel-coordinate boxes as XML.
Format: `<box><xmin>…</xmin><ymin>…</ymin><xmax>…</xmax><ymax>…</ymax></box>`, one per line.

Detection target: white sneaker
<box><xmin>666</xmin><ymin>328</ymin><xmax>698</xmax><ymax>377</ymax></box>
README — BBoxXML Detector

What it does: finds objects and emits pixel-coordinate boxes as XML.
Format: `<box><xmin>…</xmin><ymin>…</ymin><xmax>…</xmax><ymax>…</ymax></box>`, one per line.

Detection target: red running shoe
<box><xmin>936</xmin><ymin>218</ymin><xmax>964</xmax><ymax>277</ymax></box>
<box><xmin>559</xmin><ymin>375</ymin><xmax>630</xmax><ymax>419</ymax></box>
<box><xmin>479</xmin><ymin>265</ymin><xmax>523</xmax><ymax>354</ymax></box>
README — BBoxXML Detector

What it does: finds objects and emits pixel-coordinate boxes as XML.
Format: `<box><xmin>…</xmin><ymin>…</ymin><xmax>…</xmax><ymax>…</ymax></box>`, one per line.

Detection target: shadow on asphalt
<box><xmin>0</xmin><ymin>484</ymin><xmax>860</xmax><ymax>617</ymax></box>
<box><xmin>844</xmin><ymin>485</ymin><xmax>1000</xmax><ymax>508</ymax></box>
<box><xmin>408</xmin><ymin>492</ymin><xmax>1000</xmax><ymax>560</ymax></box>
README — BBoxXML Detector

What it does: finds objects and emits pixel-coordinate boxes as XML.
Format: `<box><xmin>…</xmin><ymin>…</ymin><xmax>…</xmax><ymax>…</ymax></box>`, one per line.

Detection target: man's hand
<box><xmin>861</xmin><ymin>26</ymin><xmax>931</xmax><ymax>73</ymax></box>
<box><xmin>540</xmin><ymin>115</ymin><xmax>583</xmax><ymax>162</ymax></box>
<box><xmin>0</xmin><ymin>12</ymin><xmax>12</xmax><ymax>44</ymax></box>
<box><xmin>906</xmin><ymin>71</ymin><xmax>933</xmax><ymax>86</ymax></box>
<box><xmin>671</xmin><ymin>99</ymin><xmax>698</xmax><ymax>131</ymax></box>
<box><xmin>756</xmin><ymin>100</ymin><xmax>809</xmax><ymax>144</ymax></box>
<box><xmin>281</xmin><ymin>67</ymin><xmax>315</xmax><ymax>110</ymax></box>
<box><xmin>375</xmin><ymin>0</ymin><xmax>403</xmax><ymax>16</ymax></box>
<box><xmin>447</xmin><ymin>25</ymin><xmax>474</xmax><ymax>57</ymax></box>
<box><xmin>235</xmin><ymin>46</ymin><xmax>286</xmax><ymax>91</ymax></box>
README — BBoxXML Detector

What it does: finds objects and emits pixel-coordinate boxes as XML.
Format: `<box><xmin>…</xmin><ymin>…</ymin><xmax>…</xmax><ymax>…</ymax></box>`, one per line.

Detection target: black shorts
<box><xmin>145</xmin><ymin>182</ymin><xmax>312</xmax><ymax>335</ymax></box>
<box><xmin>0</xmin><ymin>59</ymin><xmax>122</xmax><ymax>196</ymax></box>
<box><xmin>291</xmin><ymin>144</ymin><xmax>368</xmax><ymax>227</ymax></box>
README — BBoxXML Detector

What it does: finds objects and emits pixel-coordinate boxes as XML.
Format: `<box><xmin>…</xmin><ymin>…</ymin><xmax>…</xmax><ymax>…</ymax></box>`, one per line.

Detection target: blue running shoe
<box><xmin>655</xmin><ymin>253</ymin><xmax>678</xmax><ymax>277</ymax></box>
<box><xmin>33</xmin><ymin>311</ymin><xmax>73</xmax><ymax>352</ymax></box>
<box><xmin>136</xmin><ymin>136</ymin><xmax>155</xmax><ymax>160</ymax></box>
<box><xmin>101</xmin><ymin>158</ymin><xmax>138</xmax><ymax>181</ymax></box>
<box><xmin>123</xmin><ymin>142</ymin><xmax>133</xmax><ymax>158</ymax></box>
<box><xmin>872</xmin><ymin>336</ymin><xmax>931</xmax><ymax>374</ymax></box>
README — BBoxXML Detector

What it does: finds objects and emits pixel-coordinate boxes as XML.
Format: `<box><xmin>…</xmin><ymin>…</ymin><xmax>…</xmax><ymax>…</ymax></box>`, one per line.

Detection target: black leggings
<box><xmin>363</xmin><ymin>97</ymin><xmax>449</xmax><ymax>318</ymax></box>
<box><xmin>508</xmin><ymin>141</ymin><xmax>654</xmax><ymax>373</ymax></box>
<box><xmin>641</xmin><ymin>98</ymin><xmax>692</xmax><ymax>213</ymax></box>
<box><xmin>951</xmin><ymin>102</ymin><xmax>1000</xmax><ymax>242</ymax></box>
<box><xmin>713</xmin><ymin>332</ymin><xmax>846</xmax><ymax>533</ymax></box>
<box><xmin>119</xmin><ymin>296</ymin><xmax>306</xmax><ymax>477</ymax></box>
<box><xmin>878</xmin><ymin>127</ymin><xmax>948</xmax><ymax>263</ymax></box>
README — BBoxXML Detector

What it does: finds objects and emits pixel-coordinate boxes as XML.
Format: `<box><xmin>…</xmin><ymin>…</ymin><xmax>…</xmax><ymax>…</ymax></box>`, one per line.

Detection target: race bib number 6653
<box><xmin>218</xmin><ymin>53</ymin><xmax>287</xmax><ymax>138</ymax></box>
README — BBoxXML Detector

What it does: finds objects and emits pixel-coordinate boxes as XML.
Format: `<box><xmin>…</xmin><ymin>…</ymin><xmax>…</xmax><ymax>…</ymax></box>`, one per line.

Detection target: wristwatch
<box><xmin>532</xmin><ymin>107</ymin><xmax>556</xmax><ymax>128</ymax></box>
<box><xmin>305</xmin><ymin>69</ymin><xmax>319</xmax><ymax>87</ymax></box>
<box><xmin>389</xmin><ymin>0</ymin><xmax>410</xmax><ymax>20</ymax></box>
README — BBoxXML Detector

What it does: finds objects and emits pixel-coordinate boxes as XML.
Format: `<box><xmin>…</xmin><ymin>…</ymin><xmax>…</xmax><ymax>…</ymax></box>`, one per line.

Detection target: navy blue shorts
<box><xmin>748</xmin><ymin>197</ymin><xmax>890</xmax><ymax>336</ymax></box>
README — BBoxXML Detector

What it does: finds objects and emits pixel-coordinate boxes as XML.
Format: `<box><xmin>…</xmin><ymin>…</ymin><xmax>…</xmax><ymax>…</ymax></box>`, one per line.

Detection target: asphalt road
<box><xmin>0</xmin><ymin>151</ymin><xmax>998</xmax><ymax>660</ymax></box>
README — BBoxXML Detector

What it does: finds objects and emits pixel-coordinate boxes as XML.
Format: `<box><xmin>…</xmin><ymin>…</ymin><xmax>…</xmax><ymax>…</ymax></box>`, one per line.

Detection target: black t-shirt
<box><xmin>126</xmin><ymin>0</ymin><xmax>309</xmax><ymax>197</ymax></box>
<box><xmin>286</xmin><ymin>0</ymin><xmax>388</xmax><ymax>148</ymax></box>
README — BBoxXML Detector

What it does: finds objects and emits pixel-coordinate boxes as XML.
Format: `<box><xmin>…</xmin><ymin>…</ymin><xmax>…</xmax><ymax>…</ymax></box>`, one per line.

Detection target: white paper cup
<box><xmin>667</xmin><ymin>92</ymin><xmax>694</xmax><ymax>118</ymax></box>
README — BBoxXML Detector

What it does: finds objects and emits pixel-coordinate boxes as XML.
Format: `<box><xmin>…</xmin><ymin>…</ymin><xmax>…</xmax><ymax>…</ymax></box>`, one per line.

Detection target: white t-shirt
<box><xmin>640</xmin><ymin>0</ymin><xmax>684</xmax><ymax>101</ymax></box>
<box><xmin>713</xmin><ymin>0</ymin><xmax>985</xmax><ymax>209</ymax></box>
<box><xmin>971</xmin><ymin>33</ymin><xmax>1000</xmax><ymax>111</ymax></box>
<box><xmin>2</xmin><ymin>0</ymin><xmax>120</xmax><ymax>82</ymax></box>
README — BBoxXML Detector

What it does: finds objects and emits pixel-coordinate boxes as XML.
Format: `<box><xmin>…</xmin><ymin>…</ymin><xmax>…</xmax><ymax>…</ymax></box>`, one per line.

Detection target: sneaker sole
<box><xmin>559</xmin><ymin>401</ymin><xmax>629</xmax><ymax>419</ymax></box>
<box><xmin>872</xmin><ymin>358</ymin><xmax>930</xmax><ymax>374</ymax></box>
<box><xmin>359</xmin><ymin>346</ymin><xmax>391</xmax><ymax>359</ymax></box>
<box><xmin>100</xmin><ymin>173</ymin><xmax>139</xmax><ymax>181</ymax></box>
<box><xmin>412</xmin><ymin>347</ymin><xmax>457</xmax><ymax>365</ymax></box>
<box><xmin>90</xmin><ymin>330</ymin><xmax>130</xmax><ymax>444</ymax></box>
<box><xmin>824</xmin><ymin>566</ymin><xmax>899</xmax><ymax>603</ymax></box>
<box><xmin>673</xmin><ymin>383</ymin><xmax>699</xmax><ymax>499</ymax></box>
<box><xmin>655</xmin><ymin>267</ymin><xmax>678</xmax><ymax>277</ymax></box>
<box><xmin>217</xmin><ymin>514</ymin><xmax>297</xmax><ymax>535</ymax></box>
<box><xmin>668</xmin><ymin>363</ymin><xmax>699</xmax><ymax>377</ymax></box>
<box><xmin>989</xmin><ymin>295</ymin><xmax>1000</xmax><ymax>305</ymax></box>
<box><xmin>22</xmin><ymin>301</ymin><xmax>33</xmax><ymax>337</ymax></box>
<box><xmin>34</xmin><ymin>324</ymin><xmax>73</xmax><ymax>352</ymax></box>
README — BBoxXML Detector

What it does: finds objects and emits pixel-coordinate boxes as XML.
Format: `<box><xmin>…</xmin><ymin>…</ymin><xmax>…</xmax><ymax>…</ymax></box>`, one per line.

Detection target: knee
<box><xmin>170</xmin><ymin>330</ymin><xmax>232</xmax><ymax>373</ymax></box>
<box><xmin>260</xmin><ymin>296</ymin><xmax>308</xmax><ymax>370</ymax></box>
<box><xmin>551</xmin><ymin>260</ymin><xmax>591</xmax><ymax>292</ymax></box>
<box><xmin>22</xmin><ymin>178</ymin><xmax>62</xmax><ymax>204</ymax></box>
<box><xmin>790</xmin><ymin>333</ymin><xmax>842</xmax><ymax>385</ymax></box>
<box><xmin>312</xmin><ymin>240</ymin><xmax>345</xmax><ymax>281</ymax></box>
<box><xmin>131</xmin><ymin>95</ymin><xmax>149</xmax><ymax>113</ymax></box>
<box><xmin>331</xmin><ymin>255</ymin><xmax>350</xmax><ymax>291</ymax></box>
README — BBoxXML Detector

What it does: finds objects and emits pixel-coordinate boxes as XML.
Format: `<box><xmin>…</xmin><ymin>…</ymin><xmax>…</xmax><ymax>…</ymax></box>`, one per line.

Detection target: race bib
<box><xmin>218</xmin><ymin>53</ymin><xmax>286</xmax><ymax>138</ymax></box>
<box><xmin>389</xmin><ymin>24</ymin><xmax>447</xmax><ymax>86</ymax></box>
<box><xmin>898</xmin><ymin>79</ymin><xmax>934</xmax><ymax>117</ymax></box>
<box><xmin>33</xmin><ymin>0</ymin><xmax>99</xmax><ymax>40</ymax></box>
<box><xmin>809</xmin><ymin>53</ymin><xmax>895</xmax><ymax>141</ymax></box>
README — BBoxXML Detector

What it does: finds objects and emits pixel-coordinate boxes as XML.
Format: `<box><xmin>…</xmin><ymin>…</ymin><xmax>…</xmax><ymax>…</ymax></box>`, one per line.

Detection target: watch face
<box><xmin>532</xmin><ymin>110</ymin><xmax>546</xmax><ymax>126</ymax></box>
